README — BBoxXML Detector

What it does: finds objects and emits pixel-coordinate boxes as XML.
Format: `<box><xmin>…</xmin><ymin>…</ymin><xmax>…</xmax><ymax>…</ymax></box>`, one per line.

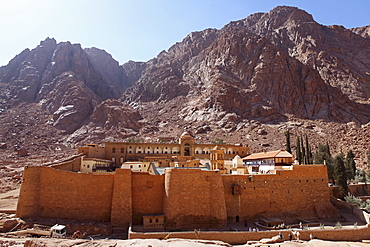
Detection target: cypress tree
<box><xmin>285</xmin><ymin>131</ymin><xmax>292</xmax><ymax>154</ymax></box>
<box><xmin>296</xmin><ymin>136</ymin><xmax>302</xmax><ymax>164</ymax></box>
<box><xmin>301</xmin><ymin>136</ymin><xmax>306</xmax><ymax>164</ymax></box>
<box><xmin>334</xmin><ymin>154</ymin><xmax>348</xmax><ymax>198</ymax></box>
<box><xmin>305</xmin><ymin>135</ymin><xmax>312</xmax><ymax>164</ymax></box>
<box><xmin>326</xmin><ymin>142</ymin><xmax>331</xmax><ymax>156</ymax></box>
<box><xmin>345</xmin><ymin>150</ymin><xmax>356</xmax><ymax>180</ymax></box>
<box><xmin>315</xmin><ymin>143</ymin><xmax>334</xmax><ymax>182</ymax></box>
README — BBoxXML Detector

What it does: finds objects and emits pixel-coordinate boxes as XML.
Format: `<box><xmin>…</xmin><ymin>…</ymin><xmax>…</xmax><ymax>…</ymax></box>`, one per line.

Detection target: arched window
<box><xmin>145</xmin><ymin>147</ymin><xmax>153</xmax><ymax>154</ymax></box>
<box><xmin>172</xmin><ymin>147</ymin><xmax>180</xmax><ymax>154</ymax></box>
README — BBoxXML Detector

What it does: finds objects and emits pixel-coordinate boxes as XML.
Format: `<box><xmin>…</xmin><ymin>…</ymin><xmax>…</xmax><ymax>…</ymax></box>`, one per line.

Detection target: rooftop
<box><xmin>242</xmin><ymin>150</ymin><xmax>292</xmax><ymax>161</ymax></box>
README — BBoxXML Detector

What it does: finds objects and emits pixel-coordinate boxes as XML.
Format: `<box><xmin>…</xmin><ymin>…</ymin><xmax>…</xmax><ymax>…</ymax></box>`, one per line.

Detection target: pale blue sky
<box><xmin>0</xmin><ymin>0</ymin><xmax>369</xmax><ymax>66</ymax></box>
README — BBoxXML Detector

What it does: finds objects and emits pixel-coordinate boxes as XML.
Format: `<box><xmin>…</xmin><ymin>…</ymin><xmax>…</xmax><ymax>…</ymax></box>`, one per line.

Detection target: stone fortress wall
<box><xmin>222</xmin><ymin>165</ymin><xmax>331</xmax><ymax>221</ymax></box>
<box><xmin>17</xmin><ymin>166</ymin><xmax>116</xmax><ymax>223</ymax></box>
<box><xmin>17</xmin><ymin>156</ymin><xmax>332</xmax><ymax>230</ymax></box>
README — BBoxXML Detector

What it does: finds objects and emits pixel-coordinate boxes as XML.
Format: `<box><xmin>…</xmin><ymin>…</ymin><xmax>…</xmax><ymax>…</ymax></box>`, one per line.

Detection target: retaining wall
<box><xmin>129</xmin><ymin>225</ymin><xmax>370</xmax><ymax>245</ymax></box>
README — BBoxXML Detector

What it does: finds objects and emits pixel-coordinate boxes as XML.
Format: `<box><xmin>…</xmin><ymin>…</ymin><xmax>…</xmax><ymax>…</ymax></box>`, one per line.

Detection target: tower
<box><xmin>179</xmin><ymin>132</ymin><xmax>195</xmax><ymax>156</ymax></box>
<box><xmin>210</xmin><ymin>146</ymin><xmax>226</xmax><ymax>174</ymax></box>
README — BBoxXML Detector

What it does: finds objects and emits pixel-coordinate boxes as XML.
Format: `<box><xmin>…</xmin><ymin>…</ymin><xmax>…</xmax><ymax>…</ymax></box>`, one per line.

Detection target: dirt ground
<box><xmin>0</xmin><ymin>188</ymin><xmax>19</xmax><ymax>211</ymax></box>
<box><xmin>0</xmin><ymin>237</ymin><xmax>370</xmax><ymax>246</ymax></box>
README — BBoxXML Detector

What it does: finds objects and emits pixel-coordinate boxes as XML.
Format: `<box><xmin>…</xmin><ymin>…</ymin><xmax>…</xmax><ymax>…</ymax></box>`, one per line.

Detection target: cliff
<box><xmin>0</xmin><ymin>6</ymin><xmax>369</xmax><ymax>180</ymax></box>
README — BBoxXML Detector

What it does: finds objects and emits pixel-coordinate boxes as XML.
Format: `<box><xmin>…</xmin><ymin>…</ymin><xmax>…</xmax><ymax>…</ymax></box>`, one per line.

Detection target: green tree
<box><xmin>326</xmin><ymin>142</ymin><xmax>331</xmax><ymax>156</ymax></box>
<box><xmin>315</xmin><ymin>143</ymin><xmax>334</xmax><ymax>182</ymax></box>
<box><xmin>334</xmin><ymin>153</ymin><xmax>348</xmax><ymax>198</ymax></box>
<box><xmin>345</xmin><ymin>150</ymin><xmax>356</xmax><ymax>180</ymax></box>
<box><xmin>296</xmin><ymin>136</ymin><xmax>302</xmax><ymax>164</ymax></box>
<box><xmin>300</xmin><ymin>136</ymin><xmax>306</xmax><ymax>164</ymax></box>
<box><xmin>212</xmin><ymin>138</ymin><xmax>224</xmax><ymax>144</ymax></box>
<box><xmin>285</xmin><ymin>131</ymin><xmax>292</xmax><ymax>154</ymax></box>
<box><xmin>305</xmin><ymin>135</ymin><xmax>313</xmax><ymax>164</ymax></box>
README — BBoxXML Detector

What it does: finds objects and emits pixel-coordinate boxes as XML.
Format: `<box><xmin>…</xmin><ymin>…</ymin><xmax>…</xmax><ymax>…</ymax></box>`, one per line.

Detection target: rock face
<box><xmin>123</xmin><ymin>6</ymin><xmax>370</xmax><ymax>124</ymax></box>
<box><xmin>0</xmin><ymin>6</ymin><xmax>369</xmax><ymax>168</ymax></box>
<box><xmin>0</xmin><ymin>38</ymin><xmax>140</xmax><ymax>134</ymax></box>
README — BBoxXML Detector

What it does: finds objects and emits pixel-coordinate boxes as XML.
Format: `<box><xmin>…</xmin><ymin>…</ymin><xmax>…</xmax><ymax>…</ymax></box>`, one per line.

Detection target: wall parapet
<box><xmin>129</xmin><ymin>225</ymin><xmax>370</xmax><ymax>245</ymax></box>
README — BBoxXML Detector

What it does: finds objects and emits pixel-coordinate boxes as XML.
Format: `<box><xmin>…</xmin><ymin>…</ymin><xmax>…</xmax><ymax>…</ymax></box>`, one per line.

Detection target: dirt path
<box><xmin>0</xmin><ymin>188</ymin><xmax>19</xmax><ymax>211</ymax></box>
<box><xmin>0</xmin><ymin>237</ymin><xmax>369</xmax><ymax>247</ymax></box>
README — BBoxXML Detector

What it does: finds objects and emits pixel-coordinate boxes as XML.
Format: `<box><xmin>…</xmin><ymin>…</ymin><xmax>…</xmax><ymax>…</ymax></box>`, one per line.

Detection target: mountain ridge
<box><xmin>0</xmin><ymin>5</ymin><xmax>369</xmax><ymax>171</ymax></box>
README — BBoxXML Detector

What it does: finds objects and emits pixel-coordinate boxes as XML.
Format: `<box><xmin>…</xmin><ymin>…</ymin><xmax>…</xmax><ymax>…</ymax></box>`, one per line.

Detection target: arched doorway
<box><xmin>236</xmin><ymin>215</ymin><xmax>240</xmax><ymax>222</ymax></box>
<box><xmin>184</xmin><ymin>143</ymin><xmax>191</xmax><ymax>156</ymax></box>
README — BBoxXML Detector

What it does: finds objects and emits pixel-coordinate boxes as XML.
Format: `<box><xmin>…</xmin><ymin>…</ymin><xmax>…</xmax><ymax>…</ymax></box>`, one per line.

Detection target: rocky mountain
<box><xmin>0</xmin><ymin>6</ymin><xmax>369</xmax><ymax>178</ymax></box>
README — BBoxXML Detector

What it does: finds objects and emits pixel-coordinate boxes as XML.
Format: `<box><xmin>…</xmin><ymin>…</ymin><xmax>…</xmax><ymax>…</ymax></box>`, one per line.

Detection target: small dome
<box><xmin>233</xmin><ymin>155</ymin><xmax>243</xmax><ymax>168</ymax></box>
<box><xmin>181</xmin><ymin>131</ymin><xmax>191</xmax><ymax>137</ymax></box>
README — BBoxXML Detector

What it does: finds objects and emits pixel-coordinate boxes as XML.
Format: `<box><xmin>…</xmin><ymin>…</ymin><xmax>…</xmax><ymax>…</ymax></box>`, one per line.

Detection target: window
<box><xmin>155</xmin><ymin>219</ymin><xmax>158</xmax><ymax>223</ymax></box>
<box><xmin>112</xmin><ymin>148</ymin><xmax>116</xmax><ymax>153</ymax></box>
<box><xmin>149</xmin><ymin>219</ymin><xmax>152</xmax><ymax>223</ymax></box>
<box><xmin>121</xmin><ymin>148</ymin><xmax>124</xmax><ymax>153</ymax></box>
<box><xmin>147</xmin><ymin>181</ymin><xmax>153</xmax><ymax>188</ymax></box>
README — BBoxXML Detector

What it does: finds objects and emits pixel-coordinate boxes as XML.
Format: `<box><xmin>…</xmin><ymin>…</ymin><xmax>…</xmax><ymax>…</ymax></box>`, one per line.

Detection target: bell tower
<box><xmin>210</xmin><ymin>146</ymin><xmax>226</xmax><ymax>174</ymax></box>
<box><xmin>179</xmin><ymin>132</ymin><xmax>195</xmax><ymax>156</ymax></box>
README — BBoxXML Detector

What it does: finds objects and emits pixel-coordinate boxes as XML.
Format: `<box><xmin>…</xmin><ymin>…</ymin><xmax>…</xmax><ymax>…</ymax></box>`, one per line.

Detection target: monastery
<box><xmin>16</xmin><ymin>133</ymin><xmax>335</xmax><ymax>231</ymax></box>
